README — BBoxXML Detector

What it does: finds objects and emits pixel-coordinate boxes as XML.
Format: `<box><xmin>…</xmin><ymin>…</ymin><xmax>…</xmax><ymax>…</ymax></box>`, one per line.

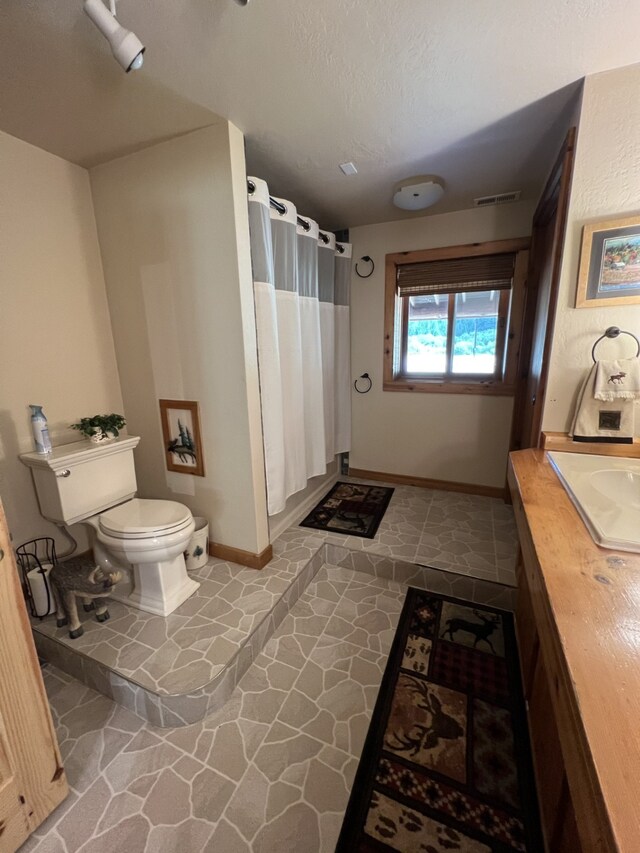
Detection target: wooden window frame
<box><xmin>383</xmin><ymin>237</ymin><xmax>530</xmax><ymax>396</ymax></box>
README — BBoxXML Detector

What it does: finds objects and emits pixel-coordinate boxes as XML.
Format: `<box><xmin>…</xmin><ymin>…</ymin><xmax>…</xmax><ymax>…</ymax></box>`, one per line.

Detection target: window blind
<box><xmin>397</xmin><ymin>253</ymin><xmax>515</xmax><ymax>297</ymax></box>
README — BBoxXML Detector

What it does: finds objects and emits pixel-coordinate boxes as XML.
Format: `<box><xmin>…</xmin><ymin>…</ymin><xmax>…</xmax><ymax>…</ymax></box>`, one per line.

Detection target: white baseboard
<box><xmin>268</xmin><ymin>470</ymin><xmax>339</xmax><ymax>540</ymax></box>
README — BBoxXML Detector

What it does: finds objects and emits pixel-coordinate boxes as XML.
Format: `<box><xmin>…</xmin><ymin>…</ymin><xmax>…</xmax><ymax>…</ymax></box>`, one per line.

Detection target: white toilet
<box><xmin>20</xmin><ymin>435</ymin><xmax>199</xmax><ymax>616</ymax></box>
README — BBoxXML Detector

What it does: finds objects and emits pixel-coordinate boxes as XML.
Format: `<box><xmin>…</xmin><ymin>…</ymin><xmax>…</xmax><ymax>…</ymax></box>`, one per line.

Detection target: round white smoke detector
<box><xmin>393</xmin><ymin>176</ymin><xmax>445</xmax><ymax>211</ymax></box>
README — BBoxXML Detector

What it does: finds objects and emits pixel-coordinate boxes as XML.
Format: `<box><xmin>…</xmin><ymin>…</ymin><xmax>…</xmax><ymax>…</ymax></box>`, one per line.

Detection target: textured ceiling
<box><xmin>1</xmin><ymin>1</ymin><xmax>639</xmax><ymax>228</ymax></box>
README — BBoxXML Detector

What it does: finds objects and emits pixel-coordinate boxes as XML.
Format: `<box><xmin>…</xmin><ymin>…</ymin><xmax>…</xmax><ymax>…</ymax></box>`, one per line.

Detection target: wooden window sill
<box><xmin>383</xmin><ymin>378</ymin><xmax>515</xmax><ymax>396</ymax></box>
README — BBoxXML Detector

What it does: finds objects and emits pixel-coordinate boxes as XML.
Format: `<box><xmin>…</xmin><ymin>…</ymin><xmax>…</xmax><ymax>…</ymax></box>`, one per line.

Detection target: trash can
<box><xmin>186</xmin><ymin>517</ymin><xmax>209</xmax><ymax>571</ymax></box>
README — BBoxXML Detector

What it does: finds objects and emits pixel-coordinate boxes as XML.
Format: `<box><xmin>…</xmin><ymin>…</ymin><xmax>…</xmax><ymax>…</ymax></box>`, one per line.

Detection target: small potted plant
<box><xmin>70</xmin><ymin>413</ymin><xmax>126</xmax><ymax>444</ymax></box>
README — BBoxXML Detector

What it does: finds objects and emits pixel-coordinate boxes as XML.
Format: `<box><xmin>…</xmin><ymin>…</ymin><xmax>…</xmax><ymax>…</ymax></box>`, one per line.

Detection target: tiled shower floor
<box><xmin>23</xmin><ymin>564</ymin><xmax>407</xmax><ymax>853</ymax></box>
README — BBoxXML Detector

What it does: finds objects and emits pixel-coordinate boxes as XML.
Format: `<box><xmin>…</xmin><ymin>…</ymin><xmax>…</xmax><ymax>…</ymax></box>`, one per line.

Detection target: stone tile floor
<box><xmin>32</xmin><ymin>547</ymin><xmax>321</xmax><ymax>697</ymax></box>
<box><xmin>290</xmin><ymin>478</ymin><xmax>519</xmax><ymax>587</ymax></box>
<box><xmin>31</xmin><ymin>482</ymin><xmax>517</xmax><ymax>704</ymax></box>
<box><xmin>22</xmin><ymin>482</ymin><xmax>521</xmax><ymax>851</ymax></box>
<box><xmin>22</xmin><ymin>564</ymin><xmax>407</xmax><ymax>853</ymax></box>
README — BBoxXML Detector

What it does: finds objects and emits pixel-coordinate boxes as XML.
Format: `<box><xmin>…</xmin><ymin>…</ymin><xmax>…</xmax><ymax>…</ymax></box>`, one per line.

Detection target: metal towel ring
<box><xmin>354</xmin><ymin>373</ymin><xmax>372</xmax><ymax>393</ymax></box>
<box><xmin>591</xmin><ymin>326</ymin><xmax>640</xmax><ymax>363</ymax></box>
<box><xmin>355</xmin><ymin>256</ymin><xmax>375</xmax><ymax>278</ymax></box>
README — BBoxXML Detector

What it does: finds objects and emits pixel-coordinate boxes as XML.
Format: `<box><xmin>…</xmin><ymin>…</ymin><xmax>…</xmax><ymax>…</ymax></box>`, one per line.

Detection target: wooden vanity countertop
<box><xmin>509</xmin><ymin>449</ymin><xmax>640</xmax><ymax>853</ymax></box>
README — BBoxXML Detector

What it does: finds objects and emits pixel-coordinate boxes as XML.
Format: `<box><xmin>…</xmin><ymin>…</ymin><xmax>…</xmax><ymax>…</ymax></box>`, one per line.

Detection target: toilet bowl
<box><xmin>20</xmin><ymin>435</ymin><xmax>202</xmax><ymax>617</ymax></box>
<box><xmin>84</xmin><ymin>498</ymin><xmax>200</xmax><ymax>616</ymax></box>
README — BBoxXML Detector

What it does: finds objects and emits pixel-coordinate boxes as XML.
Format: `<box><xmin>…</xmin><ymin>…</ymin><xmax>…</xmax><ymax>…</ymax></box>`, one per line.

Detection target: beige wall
<box><xmin>349</xmin><ymin>202</ymin><xmax>535</xmax><ymax>488</ymax></box>
<box><xmin>543</xmin><ymin>64</ymin><xmax>640</xmax><ymax>433</ymax></box>
<box><xmin>90</xmin><ymin>124</ymin><xmax>270</xmax><ymax>555</ymax></box>
<box><xmin>0</xmin><ymin>131</ymin><xmax>123</xmax><ymax>550</ymax></box>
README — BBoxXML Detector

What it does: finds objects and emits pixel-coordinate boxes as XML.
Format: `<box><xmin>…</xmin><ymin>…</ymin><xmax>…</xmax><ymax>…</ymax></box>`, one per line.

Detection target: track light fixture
<box><xmin>83</xmin><ymin>0</ymin><xmax>145</xmax><ymax>72</ymax></box>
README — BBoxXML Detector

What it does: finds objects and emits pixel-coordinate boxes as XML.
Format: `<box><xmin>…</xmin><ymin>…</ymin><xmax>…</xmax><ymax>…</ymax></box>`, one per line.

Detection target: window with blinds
<box><xmin>396</xmin><ymin>253</ymin><xmax>515</xmax><ymax>298</ymax></box>
<box><xmin>383</xmin><ymin>241</ymin><xmax>528</xmax><ymax>394</ymax></box>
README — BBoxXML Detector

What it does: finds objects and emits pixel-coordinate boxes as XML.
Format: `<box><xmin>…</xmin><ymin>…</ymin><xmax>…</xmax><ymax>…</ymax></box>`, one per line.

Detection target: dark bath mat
<box><xmin>336</xmin><ymin>587</ymin><xmax>544</xmax><ymax>852</ymax></box>
<box><xmin>298</xmin><ymin>482</ymin><xmax>394</xmax><ymax>539</ymax></box>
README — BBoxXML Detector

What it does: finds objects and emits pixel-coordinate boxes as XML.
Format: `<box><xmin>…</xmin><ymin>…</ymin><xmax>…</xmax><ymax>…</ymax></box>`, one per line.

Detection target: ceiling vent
<box><xmin>473</xmin><ymin>191</ymin><xmax>521</xmax><ymax>207</ymax></box>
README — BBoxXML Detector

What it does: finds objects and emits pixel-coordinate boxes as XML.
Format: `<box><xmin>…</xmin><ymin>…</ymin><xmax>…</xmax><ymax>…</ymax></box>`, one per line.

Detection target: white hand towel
<box><xmin>571</xmin><ymin>363</ymin><xmax>636</xmax><ymax>441</ymax></box>
<box><xmin>594</xmin><ymin>357</ymin><xmax>640</xmax><ymax>401</ymax></box>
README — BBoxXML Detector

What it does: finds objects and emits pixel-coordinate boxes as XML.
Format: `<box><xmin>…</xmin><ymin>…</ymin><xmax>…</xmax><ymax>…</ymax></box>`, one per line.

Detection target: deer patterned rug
<box><xmin>299</xmin><ymin>482</ymin><xmax>394</xmax><ymax>539</ymax></box>
<box><xmin>336</xmin><ymin>588</ymin><xmax>543</xmax><ymax>852</ymax></box>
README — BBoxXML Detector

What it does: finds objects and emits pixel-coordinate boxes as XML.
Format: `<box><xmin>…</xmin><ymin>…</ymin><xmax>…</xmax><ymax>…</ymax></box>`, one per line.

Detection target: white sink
<box><xmin>548</xmin><ymin>451</ymin><xmax>640</xmax><ymax>552</ymax></box>
<box><xmin>590</xmin><ymin>469</ymin><xmax>640</xmax><ymax>511</ymax></box>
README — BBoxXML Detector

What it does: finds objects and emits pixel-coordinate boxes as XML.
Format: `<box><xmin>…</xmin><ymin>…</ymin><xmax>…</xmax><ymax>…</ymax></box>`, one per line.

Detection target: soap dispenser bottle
<box><xmin>29</xmin><ymin>405</ymin><xmax>52</xmax><ymax>454</ymax></box>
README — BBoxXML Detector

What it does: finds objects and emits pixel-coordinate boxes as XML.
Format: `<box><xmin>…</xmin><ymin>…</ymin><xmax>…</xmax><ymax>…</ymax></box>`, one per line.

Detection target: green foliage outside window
<box><xmin>408</xmin><ymin>317</ymin><xmax>497</xmax><ymax>356</ymax></box>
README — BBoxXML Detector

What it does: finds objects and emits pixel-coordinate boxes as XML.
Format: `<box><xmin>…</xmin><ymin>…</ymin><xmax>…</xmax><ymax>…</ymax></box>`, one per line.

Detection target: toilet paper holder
<box><xmin>15</xmin><ymin>537</ymin><xmax>58</xmax><ymax>619</ymax></box>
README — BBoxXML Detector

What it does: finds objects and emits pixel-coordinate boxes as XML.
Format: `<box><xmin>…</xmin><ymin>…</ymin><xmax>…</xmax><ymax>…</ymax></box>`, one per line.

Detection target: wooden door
<box><xmin>0</xmin><ymin>499</ymin><xmax>68</xmax><ymax>852</ymax></box>
<box><xmin>0</xmin><ymin>720</ymin><xmax>25</xmax><ymax>853</ymax></box>
<box><xmin>510</xmin><ymin>128</ymin><xmax>576</xmax><ymax>451</ymax></box>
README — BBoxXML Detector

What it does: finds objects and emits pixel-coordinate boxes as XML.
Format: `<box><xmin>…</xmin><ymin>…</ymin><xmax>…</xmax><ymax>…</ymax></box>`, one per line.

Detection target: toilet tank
<box><xmin>20</xmin><ymin>435</ymin><xmax>141</xmax><ymax>525</ymax></box>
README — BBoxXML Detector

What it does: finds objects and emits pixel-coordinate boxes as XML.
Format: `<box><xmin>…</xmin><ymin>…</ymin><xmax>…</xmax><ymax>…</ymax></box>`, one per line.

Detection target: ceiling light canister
<box><xmin>393</xmin><ymin>176</ymin><xmax>444</xmax><ymax>211</ymax></box>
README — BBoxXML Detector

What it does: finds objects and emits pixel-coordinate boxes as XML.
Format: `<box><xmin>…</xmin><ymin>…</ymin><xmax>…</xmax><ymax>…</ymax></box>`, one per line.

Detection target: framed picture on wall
<box><xmin>159</xmin><ymin>399</ymin><xmax>205</xmax><ymax>477</ymax></box>
<box><xmin>576</xmin><ymin>215</ymin><xmax>640</xmax><ymax>307</ymax></box>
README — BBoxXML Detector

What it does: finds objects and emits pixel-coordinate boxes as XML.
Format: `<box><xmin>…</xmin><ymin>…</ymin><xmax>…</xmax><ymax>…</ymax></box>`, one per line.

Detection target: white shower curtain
<box><xmin>334</xmin><ymin>242</ymin><xmax>352</xmax><ymax>454</ymax></box>
<box><xmin>318</xmin><ymin>231</ymin><xmax>336</xmax><ymax>464</ymax></box>
<box><xmin>246</xmin><ymin>179</ymin><xmax>286</xmax><ymax>515</ymax></box>
<box><xmin>248</xmin><ymin>177</ymin><xmax>352</xmax><ymax>515</ymax></box>
<box><xmin>270</xmin><ymin>197</ymin><xmax>307</xmax><ymax>500</ymax></box>
<box><xmin>297</xmin><ymin>218</ymin><xmax>326</xmax><ymax>478</ymax></box>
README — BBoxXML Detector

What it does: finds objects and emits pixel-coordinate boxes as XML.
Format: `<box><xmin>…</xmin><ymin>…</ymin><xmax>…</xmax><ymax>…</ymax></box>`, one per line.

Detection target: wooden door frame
<box><xmin>509</xmin><ymin>127</ymin><xmax>576</xmax><ymax>452</ymax></box>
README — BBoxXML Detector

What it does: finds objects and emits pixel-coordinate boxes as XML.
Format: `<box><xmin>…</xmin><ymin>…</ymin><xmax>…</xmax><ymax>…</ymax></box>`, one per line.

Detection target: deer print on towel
<box><xmin>608</xmin><ymin>371</ymin><xmax>627</xmax><ymax>384</ymax></box>
<box><xmin>442</xmin><ymin>608</ymin><xmax>502</xmax><ymax>655</ymax></box>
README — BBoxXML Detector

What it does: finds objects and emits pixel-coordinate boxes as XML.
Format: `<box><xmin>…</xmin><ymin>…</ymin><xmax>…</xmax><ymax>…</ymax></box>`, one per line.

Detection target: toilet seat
<box><xmin>99</xmin><ymin>498</ymin><xmax>192</xmax><ymax>540</ymax></box>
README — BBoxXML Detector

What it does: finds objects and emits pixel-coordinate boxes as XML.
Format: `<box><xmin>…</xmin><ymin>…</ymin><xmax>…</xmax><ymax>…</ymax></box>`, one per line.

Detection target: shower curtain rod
<box><xmin>247</xmin><ymin>179</ymin><xmax>344</xmax><ymax>252</ymax></box>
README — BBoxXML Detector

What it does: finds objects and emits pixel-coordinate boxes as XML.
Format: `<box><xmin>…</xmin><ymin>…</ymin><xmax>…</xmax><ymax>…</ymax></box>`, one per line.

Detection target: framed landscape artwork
<box><xmin>159</xmin><ymin>399</ymin><xmax>205</xmax><ymax>477</ymax></box>
<box><xmin>576</xmin><ymin>215</ymin><xmax>640</xmax><ymax>307</ymax></box>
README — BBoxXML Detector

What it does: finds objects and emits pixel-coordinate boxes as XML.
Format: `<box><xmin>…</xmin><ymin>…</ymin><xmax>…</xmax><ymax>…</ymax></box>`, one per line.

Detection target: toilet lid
<box><xmin>99</xmin><ymin>498</ymin><xmax>192</xmax><ymax>536</ymax></box>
